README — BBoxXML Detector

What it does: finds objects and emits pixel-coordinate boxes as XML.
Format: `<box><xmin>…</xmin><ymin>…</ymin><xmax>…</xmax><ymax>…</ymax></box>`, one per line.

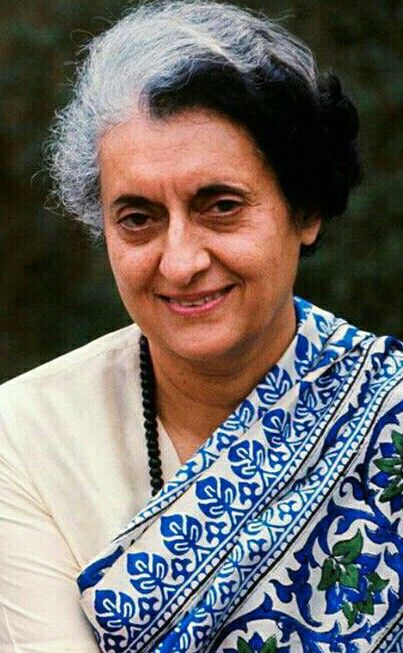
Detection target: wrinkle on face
<box><xmin>100</xmin><ymin>108</ymin><xmax>320</xmax><ymax>372</ymax></box>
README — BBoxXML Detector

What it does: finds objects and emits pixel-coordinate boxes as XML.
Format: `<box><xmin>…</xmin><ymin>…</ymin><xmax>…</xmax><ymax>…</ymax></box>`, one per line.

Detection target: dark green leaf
<box><xmin>237</xmin><ymin>637</ymin><xmax>253</xmax><ymax>653</ymax></box>
<box><xmin>318</xmin><ymin>558</ymin><xmax>341</xmax><ymax>590</ymax></box>
<box><xmin>340</xmin><ymin>563</ymin><xmax>359</xmax><ymax>589</ymax></box>
<box><xmin>392</xmin><ymin>430</ymin><xmax>403</xmax><ymax>455</ymax></box>
<box><xmin>367</xmin><ymin>571</ymin><xmax>389</xmax><ymax>592</ymax></box>
<box><xmin>342</xmin><ymin>601</ymin><xmax>358</xmax><ymax>628</ymax></box>
<box><xmin>333</xmin><ymin>530</ymin><xmax>363</xmax><ymax>563</ymax></box>
<box><xmin>357</xmin><ymin>596</ymin><xmax>374</xmax><ymax>615</ymax></box>
<box><xmin>261</xmin><ymin>636</ymin><xmax>277</xmax><ymax>653</ymax></box>
<box><xmin>374</xmin><ymin>457</ymin><xmax>401</xmax><ymax>473</ymax></box>
<box><xmin>380</xmin><ymin>479</ymin><xmax>403</xmax><ymax>502</ymax></box>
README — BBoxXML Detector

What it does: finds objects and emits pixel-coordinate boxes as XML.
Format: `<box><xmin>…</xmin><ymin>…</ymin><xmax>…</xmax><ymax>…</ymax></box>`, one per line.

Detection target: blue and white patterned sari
<box><xmin>78</xmin><ymin>298</ymin><xmax>403</xmax><ymax>652</ymax></box>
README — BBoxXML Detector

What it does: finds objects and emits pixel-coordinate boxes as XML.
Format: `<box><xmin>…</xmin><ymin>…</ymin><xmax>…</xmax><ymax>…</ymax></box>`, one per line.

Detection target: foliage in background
<box><xmin>0</xmin><ymin>0</ymin><xmax>401</xmax><ymax>382</ymax></box>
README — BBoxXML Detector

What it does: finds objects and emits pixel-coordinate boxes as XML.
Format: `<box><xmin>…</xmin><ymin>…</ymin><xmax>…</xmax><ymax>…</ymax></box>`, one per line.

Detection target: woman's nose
<box><xmin>158</xmin><ymin>218</ymin><xmax>211</xmax><ymax>287</ymax></box>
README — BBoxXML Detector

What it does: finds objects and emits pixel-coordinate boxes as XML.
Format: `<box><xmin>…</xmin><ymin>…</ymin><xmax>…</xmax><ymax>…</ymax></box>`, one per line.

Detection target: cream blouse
<box><xmin>0</xmin><ymin>325</ymin><xmax>181</xmax><ymax>652</ymax></box>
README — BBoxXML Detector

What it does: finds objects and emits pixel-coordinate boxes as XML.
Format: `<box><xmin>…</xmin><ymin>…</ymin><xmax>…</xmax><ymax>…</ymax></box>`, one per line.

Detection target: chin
<box><xmin>162</xmin><ymin>329</ymin><xmax>250</xmax><ymax>365</ymax></box>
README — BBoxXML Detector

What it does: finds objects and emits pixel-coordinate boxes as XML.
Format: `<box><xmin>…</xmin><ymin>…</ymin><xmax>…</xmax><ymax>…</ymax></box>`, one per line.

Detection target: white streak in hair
<box><xmin>48</xmin><ymin>0</ymin><xmax>319</xmax><ymax>235</ymax></box>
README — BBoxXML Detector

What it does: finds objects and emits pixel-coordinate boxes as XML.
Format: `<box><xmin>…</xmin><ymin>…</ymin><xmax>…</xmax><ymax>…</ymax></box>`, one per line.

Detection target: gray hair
<box><xmin>48</xmin><ymin>0</ymin><xmax>318</xmax><ymax>236</ymax></box>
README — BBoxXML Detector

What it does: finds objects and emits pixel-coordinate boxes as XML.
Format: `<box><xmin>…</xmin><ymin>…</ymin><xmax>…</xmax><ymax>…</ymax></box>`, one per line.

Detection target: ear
<box><xmin>300</xmin><ymin>216</ymin><xmax>321</xmax><ymax>246</ymax></box>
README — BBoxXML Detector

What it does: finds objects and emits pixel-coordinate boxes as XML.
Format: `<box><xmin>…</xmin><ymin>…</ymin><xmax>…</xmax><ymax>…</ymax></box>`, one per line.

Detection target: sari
<box><xmin>78</xmin><ymin>298</ymin><xmax>403</xmax><ymax>652</ymax></box>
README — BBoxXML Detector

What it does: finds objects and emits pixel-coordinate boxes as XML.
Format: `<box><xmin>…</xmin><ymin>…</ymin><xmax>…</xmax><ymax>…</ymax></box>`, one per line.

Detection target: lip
<box><xmin>158</xmin><ymin>284</ymin><xmax>235</xmax><ymax>316</ymax></box>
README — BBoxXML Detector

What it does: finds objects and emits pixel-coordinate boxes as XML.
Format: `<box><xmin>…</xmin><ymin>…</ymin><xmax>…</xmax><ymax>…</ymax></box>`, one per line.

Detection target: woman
<box><xmin>0</xmin><ymin>1</ymin><xmax>401</xmax><ymax>651</ymax></box>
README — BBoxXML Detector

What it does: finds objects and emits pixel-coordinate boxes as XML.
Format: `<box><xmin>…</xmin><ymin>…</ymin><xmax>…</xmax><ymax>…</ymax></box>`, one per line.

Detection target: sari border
<box><xmin>125</xmin><ymin>341</ymin><xmax>401</xmax><ymax>650</ymax></box>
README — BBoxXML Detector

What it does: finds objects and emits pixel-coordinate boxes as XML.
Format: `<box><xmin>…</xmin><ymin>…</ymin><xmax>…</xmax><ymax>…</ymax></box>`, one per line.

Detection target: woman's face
<box><xmin>100</xmin><ymin>109</ymin><xmax>319</xmax><ymax>366</ymax></box>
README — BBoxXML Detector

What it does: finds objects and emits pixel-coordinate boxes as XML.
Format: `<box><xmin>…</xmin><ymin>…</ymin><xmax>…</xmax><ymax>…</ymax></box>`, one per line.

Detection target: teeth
<box><xmin>171</xmin><ymin>290</ymin><xmax>225</xmax><ymax>307</ymax></box>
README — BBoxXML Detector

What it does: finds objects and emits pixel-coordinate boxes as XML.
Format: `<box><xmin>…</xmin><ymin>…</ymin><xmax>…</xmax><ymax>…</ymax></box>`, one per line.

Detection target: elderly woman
<box><xmin>1</xmin><ymin>1</ymin><xmax>402</xmax><ymax>651</ymax></box>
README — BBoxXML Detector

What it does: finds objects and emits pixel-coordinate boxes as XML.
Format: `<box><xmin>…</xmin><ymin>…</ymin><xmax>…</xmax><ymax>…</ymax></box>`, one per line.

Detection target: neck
<box><xmin>147</xmin><ymin>301</ymin><xmax>297</xmax><ymax>462</ymax></box>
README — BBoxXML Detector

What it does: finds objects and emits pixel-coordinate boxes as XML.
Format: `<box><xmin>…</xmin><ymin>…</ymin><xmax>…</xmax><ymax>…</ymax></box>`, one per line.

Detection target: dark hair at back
<box><xmin>147</xmin><ymin>63</ymin><xmax>362</xmax><ymax>255</ymax></box>
<box><xmin>48</xmin><ymin>0</ymin><xmax>362</xmax><ymax>247</ymax></box>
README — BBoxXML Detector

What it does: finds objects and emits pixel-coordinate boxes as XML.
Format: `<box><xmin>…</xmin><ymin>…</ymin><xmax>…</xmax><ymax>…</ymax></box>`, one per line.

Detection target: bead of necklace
<box><xmin>139</xmin><ymin>335</ymin><xmax>164</xmax><ymax>496</ymax></box>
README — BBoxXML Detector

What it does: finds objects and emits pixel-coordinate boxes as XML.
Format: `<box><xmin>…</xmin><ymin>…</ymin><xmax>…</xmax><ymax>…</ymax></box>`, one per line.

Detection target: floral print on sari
<box><xmin>78</xmin><ymin>298</ymin><xmax>403</xmax><ymax>652</ymax></box>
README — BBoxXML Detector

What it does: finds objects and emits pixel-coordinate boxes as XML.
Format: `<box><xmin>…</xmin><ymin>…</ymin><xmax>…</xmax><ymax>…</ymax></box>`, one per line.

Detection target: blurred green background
<box><xmin>0</xmin><ymin>0</ymin><xmax>402</xmax><ymax>383</ymax></box>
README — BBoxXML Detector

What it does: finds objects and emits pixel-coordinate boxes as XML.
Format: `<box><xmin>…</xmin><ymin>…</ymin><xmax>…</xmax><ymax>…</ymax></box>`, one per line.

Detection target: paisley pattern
<box><xmin>78</xmin><ymin>298</ymin><xmax>403</xmax><ymax>652</ymax></box>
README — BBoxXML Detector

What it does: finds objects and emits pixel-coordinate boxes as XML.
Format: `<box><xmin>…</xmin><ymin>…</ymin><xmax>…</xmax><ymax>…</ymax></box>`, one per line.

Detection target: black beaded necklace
<box><xmin>139</xmin><ymin>335</ymin><xmax>164</xmax><ymax>496</ymax></box>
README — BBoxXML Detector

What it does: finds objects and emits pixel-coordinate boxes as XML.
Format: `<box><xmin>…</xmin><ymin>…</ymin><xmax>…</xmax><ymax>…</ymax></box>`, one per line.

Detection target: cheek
<box><xmin>106</xmin><ymin>240</ymin><xmax>151</xmax><ymax>294</ymax></box>
<box><xmin>241</xmin><ymin>237</ymin><xmax>301</xmax><ymax>291</ymax></box>
<box><xmin>223</xmin><ymin>233</ymin><xmax>287</xmax><ymax>280</ymax></box>
<box><xmin>219</xmin><ymin>230</ymin><xmax>269</xmax><ymax>269</ymax></box>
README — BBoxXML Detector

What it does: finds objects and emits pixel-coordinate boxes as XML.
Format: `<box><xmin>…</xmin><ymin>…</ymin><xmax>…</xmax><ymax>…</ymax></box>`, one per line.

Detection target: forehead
<box><xmin>98</xmin><ymin>109</ymin><xmax>266</xmax><ymax>195</ymax></box>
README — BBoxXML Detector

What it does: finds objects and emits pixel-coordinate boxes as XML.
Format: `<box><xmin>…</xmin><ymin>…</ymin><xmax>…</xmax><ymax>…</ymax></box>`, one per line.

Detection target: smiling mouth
<box><xmin>159</xmin><ymin>285</ymin><xmax>234</xmax><ymax>308</ymax></box>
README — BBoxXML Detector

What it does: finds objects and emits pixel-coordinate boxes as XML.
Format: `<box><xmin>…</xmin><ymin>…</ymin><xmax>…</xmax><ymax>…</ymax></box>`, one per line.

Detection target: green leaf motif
<box><xmin>392</xmin><ymin>430</ymin><xmax>403</xmax><ymax>455</ymax></box>
<box><xmin>374</xmin><ymin>457</ymin><xmax>401</xmax><ymax>474</ymax></box>
<box><xmin>368</xmin><ymin>571</ymin><xmax>389</xmax><ymax>593</ymax></box>
<box><xmin>380</xmin><ymin>478</ymin><xmax>403</xmax><ymax>502</ymax></box>
<box><xmin>318</xmin><ymin>557</ymin><xmax>341</xmax><ymax>590</ymax></box>
<box><xmin>237</xmin><ymin>635</ymin><xmax>278</xmax><ymax>653</ymax></box>
<box><xmin>357</xmin><ymin>596</ymin><xmax>374</xmax><ymax>615</ymax></box>
<box><xmin>342</xmin><ymin>601</ymin><xmax>358</xmax><ymax>628</ymax></box>
<box><xmin>237</xmin><ymin>637</ymin><xmax>253</xmax><ymax>653</ymax></box>
<box><xmin>340</xmin><ymin>563</ymin><xmax>359</xmax><ymax>589</ymax></box>
<box><xmin>332</xmin><ymin>529</ymin><xmax>363</xmax><ymax>563</ymax></box>
<box><xmin>261</xmin><ymin>636</ymin><xmax>277</xmax><ymax>653</ymax></box>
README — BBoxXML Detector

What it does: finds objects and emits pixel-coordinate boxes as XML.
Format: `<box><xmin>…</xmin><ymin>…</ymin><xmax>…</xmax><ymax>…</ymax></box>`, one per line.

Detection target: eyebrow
<box><xmin>194</xmin><ymin>183</ymin><xmax>250</xmax><ymax>199</ymax></box>
<box><xmin>110</xmin><ymin>184</ymin><xmax>251</xmax><ymax>211</ymax></box>
<box><xmin>111</xmin><ymin>194</ymin><xmax>159</xmax><ymax>210</ymax></box>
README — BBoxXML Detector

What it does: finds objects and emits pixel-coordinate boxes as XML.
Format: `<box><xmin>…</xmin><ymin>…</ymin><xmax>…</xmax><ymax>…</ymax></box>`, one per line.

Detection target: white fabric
<box><xmin>0</xmin><ymin>325</ymin><xmax>181</xmax><ymax>652</ymax></box>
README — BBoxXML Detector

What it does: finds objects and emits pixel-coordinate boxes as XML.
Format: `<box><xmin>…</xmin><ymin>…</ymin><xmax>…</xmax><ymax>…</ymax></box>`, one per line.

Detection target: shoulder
<box><xmin>366</xmin><ymin>334</ymin><xmax>403</xmax><ymax>393</ymax></box>
<box><xmin>0</xmin><ymin>323</ymin><xmax>141</xmax><ymax>398</ymax></box>
<box><xmin>0</xmin><ymin>324</ymin><xmax>142</xmax><ymax>459</ymax></box>
<box><xmin>296</xmin><ymin>297</ymin><xmax>403</xmax><ymax>386</ymax></box>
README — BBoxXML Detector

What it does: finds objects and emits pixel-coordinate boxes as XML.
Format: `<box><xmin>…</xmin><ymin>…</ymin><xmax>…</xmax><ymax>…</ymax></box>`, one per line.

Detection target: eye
<box><xmin>214</xmin><ymin>199</ymin><xmax>240</xmax><ymax>212</ymax></box>
<box><xmin>208</xmin><ymin>198</ymin><xmax>243</xmax><ymax>216</ymax></box>
<box><xmin>118</xmin><ymin>212</ymin><xmax>152</xmax><ymax>229</ymax></box>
